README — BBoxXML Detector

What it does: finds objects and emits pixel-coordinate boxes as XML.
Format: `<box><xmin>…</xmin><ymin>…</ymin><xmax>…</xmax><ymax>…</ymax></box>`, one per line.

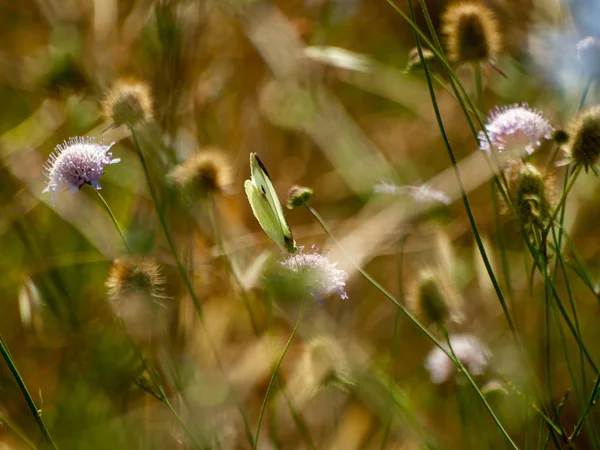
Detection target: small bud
<box><xmin>408</xmin><ymin>268</ymin><xmax>462</xmax><ymax>326</ymax></box>
<box><xmin>287</xmin><ymin>185</ymin><xmax>313</xmax><ymax>209</ymax></box>
<box><xmin>404</xmin><ymin>47</ymin><xmax>435</xmax><ymax>72</ymax></box>
<box><xmin>504</xmin><ymin>162</ymin><xmax>553</xmax><ymax>228</ymax></box>
<box><xmin>168</xmin><ymin>149</ymin><xmax>233</xmax><ymax>197</ymax></box>
<box><xmin>564</xmin><ymin>106</ymin><xmax>600</xmax><ymax>174</ymax></box>
<box><xmin>442</xmin><ymin>2</ymin><xmax>502</xmax><ymax>65</ymax></box>
<box><xmin>103</xmin><ymin>79</ymin><xmax>153</xmax><ymax>127</ymax></box>
<box><xmin>552</xmin><ymin>128</ymin><xmax>569</xmax><ymax>145</ymax></box>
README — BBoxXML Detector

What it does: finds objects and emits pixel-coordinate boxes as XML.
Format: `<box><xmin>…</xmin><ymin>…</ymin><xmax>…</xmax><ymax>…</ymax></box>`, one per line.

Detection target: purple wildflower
<box><xmin>280</xmin><ymin>246</ymin><xmax>348</xmax><ymax>300</ymax></box>
<box><xmin>43</xmin><ymin>137</ymin><xmax>119</xmax><ymax>205</ymax></box>
<box><xmin>425</xmin><ymin>334</ymin><xmax>490</xmax><ymax>384</ymax></box>
<box><xmin>478</xmin><ymin>104</ymin><xmax>553</xmax><ymax>155</ymax></box>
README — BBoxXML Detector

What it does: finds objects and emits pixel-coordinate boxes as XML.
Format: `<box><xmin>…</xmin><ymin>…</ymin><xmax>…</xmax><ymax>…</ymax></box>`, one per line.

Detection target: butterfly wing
<box><xmin>245</xmin><ymin>179</ymin><xmax>288</xmax><ymax>251</ymax></box>
<box><xmin>248</xmin><ymin>153</ymin><xmax>297</xmax><ymax>253</ymax></box>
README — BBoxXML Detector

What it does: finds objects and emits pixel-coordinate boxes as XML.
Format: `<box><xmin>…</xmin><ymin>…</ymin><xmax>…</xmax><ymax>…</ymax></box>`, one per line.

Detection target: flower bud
<box><xmin>287</xmin><ymin>185</ymin><xmax>313</xmax><ymax>209</ymax></box>
<box><xmin>565</xmin><ymin>106</ymin><xmax>600</xmax><ymax>174</ymax></box>
<box><xmin>103</xmin><ymin>79</ymin><xmax>153</xmax><ymax>127</ymax></box>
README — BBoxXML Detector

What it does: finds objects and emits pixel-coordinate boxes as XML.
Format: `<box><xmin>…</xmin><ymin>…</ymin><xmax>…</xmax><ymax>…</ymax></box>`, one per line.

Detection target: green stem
<box><xmin>406</xmin><ymin>0</ymin><xmax>517</xmax><ymax>340</ymax></box>
<box><xmin>578</xmin><ymin>76</ymin><xmax>595</xmax><ymax>111</ymax></box>
<box><xmin>130</xmin><ymin>127</ymin><xmax>255</xmax><ymax>447</ymax></box>
<box><xmin>305</xmin><ymin>206</ymin><xmax>519</xmax><ymax>449</ymax></box>
<box><xmin>474</xmin><ymin>63</ymin><xmax>483</xmax><ymax>112</ymax></box>
<box><xmin>253</xmin><ymin>298</ymin><xmax>306</xmax><ymax>450</ymax></box>
<box><xmin>205</xmin><ymin>197</ymin><xmax>260</xmax><ymax>335</ymax></box>
<box><xmin>129</xmin><ymin>127</ymin><xmax>203</xmax><ymax>316</ymax></box>
<box><xmin>89</xmin><ymin>186</ymin><xmax>132</xmax><ymax>254</ymax></box>
<box><xmin>380</xmin><ymin>234</ymin><xmax>407</xmax><ymax>450</ymax></box>
<box><xmin>542</xmin><ymin>165</ymin><xmax>582</xmax><ymax>241</ymax></box>
<box><xmin>0</xmin><ymin>334</ymin><xmax>58</xmax><ymax>450</ymax></box>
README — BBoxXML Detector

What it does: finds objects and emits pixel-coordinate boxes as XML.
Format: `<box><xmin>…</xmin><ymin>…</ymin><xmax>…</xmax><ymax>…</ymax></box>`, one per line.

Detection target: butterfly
<box><xmin>245</xmin><ymin>153</ymin><xmax>297</xmax><ymax>253</ymax></box>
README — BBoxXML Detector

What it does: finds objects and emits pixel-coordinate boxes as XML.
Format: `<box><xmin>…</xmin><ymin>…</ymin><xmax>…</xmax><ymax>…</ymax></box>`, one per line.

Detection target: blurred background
<box><xmin>1</xmin><ymin>0</ymin><xmax>600</xmax><ymax>448</ymax></box>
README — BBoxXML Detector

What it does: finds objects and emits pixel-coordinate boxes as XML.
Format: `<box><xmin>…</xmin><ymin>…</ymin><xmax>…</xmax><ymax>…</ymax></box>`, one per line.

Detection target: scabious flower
<box><xmin>425</xmin><ymin>334</ymin><xmax>490</xmax><ymax>384</ymax></box>
<box><xmin>287</xmin><ymin>185</ymin><xmax>313</xmax><ymax>209</ymax></box>
<box><xmin>280</xmin><ymin>246</ymin><xmax>348</xmax><ymax>301</ymax></box>
<box><xmin>168</xmin><ymin>149</ymin><xmax>233</xmax><ymax>197</ymax></box>
<box><xmin>43</xmin><ymin>137</ymin><xmax>119</xmax><ymax>205</ymax></box>
<box><xmin>374</xmin><ymin>182</ymin><xmax>451</xmax><ymax>205</ymax></box>
<box><xmin>576</xmin><ymin>36</ymin><xmax>600</xmax><ymax>75</ymax></box>
<box><xmin>478</xmin><ymin>104</ymin><xmax>553</xmax><ymax>155</ymax></box>
<box><xmin>442</xmin><ymin>2</ymin><xmax>502</xmax><ymax>65</ymax></box>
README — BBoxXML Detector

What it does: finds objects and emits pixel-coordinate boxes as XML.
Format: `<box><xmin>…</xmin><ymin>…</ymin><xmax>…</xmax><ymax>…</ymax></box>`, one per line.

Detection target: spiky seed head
<box><xmin>168</xmin><ymin>149</ymin><xmax>234</xmax><ymax>197</ymax></box>
<box><xmin>106</xmin><ymin>257</ymin><xmax>165</xmax><ymax>300</ymax></box>
<box><xmin>103</xmin><ymin>79</ymin><xmax>153</xmax><ymax>127</ymax></box>
<box><xmin>442</xmin><ymin>2</ymin><xmax>502</xmax><ymax>64</ymax></box>
<box><xmin>287</xmin><ymin>185</ymin><xmax>313</xmax><ymax>209</ymax></box>
<box><xmin>564</xmin><ymin>106</ymin><xmax>600</xmax><ymax>173</ymax></box>
<box><xmin>407</xmin><ymin>268</ymin><xmax>462</xmax><ymax>326</ymax></box>
<box><xmin>504</xmin><ymin>161</ymin><xmax>553</xmax><ymax>228</ymax></box>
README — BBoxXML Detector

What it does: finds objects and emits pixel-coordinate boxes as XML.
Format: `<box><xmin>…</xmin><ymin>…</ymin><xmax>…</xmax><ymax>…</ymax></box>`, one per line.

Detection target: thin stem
<box><xmin>406</xmin><ymin>0</ymin><xmax>518</xmax><ymax>340</ymax></box>
<box><xmin>474</xmin><ymin>63</ymin><xmax>483</xmax><ymax>111</ymax></box>
<box><xmin>0</xmin><ymin>334</ymin><xmax>58</xmax><ymax>450</ymax></box>
<box><xmin>163</xmin><ymin>396</ymin><xmax>208</xmax><ymax>450</ymax></box>
<box><xmin>306</xmin><ymin>205</ymin><xmax>519</xmax><ymax>449</ymax></box>
<box><xmin>380</xmin><ymin>234</ymin><xmax>407</xmax><ymax>450</ymax></box>
<box><xmin>578</xmin><ymin>76</ymin><xmax>594</xmax><ymax>111</ymax></box>
<box><xmin>130</xmin><ymin>127</ymin><xmax>255</xmax><ymax>447</ymax></box>
<box><xmin>89</xmin><ymin>186</ymin><xmax>132</xmax><ymax>253</ymax></box>
<box><xmin>253</xmin><ymin>298</ymin><xmax>307</xmax><ymax>450</ymax></box>
<box><xmin>129</xmin><ymin>127</ymin><xmax>203</xmax><ymax>316</ymax></box>
<box><xmin>205</xmin><ymin>197</ymin><xmax>260</xmax><ymax>335</ymax></box>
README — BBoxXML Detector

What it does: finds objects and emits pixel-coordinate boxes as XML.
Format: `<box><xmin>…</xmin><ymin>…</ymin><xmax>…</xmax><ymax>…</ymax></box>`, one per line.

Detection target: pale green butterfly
<box><xmin>245</xmin><ymin>153</ymin><xmax>297</xmax><ymax>253</ymax></box>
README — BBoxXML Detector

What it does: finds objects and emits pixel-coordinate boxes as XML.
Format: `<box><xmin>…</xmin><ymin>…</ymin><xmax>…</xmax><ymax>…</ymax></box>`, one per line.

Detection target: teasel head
<box><xmin>103</xmin><ymin>78</ymin><xmax>153</xmax><ymax>128</ymax></box>
<box><xmin>442</xmin><ymin>2</ymin><xmax>502</xmax><ymax>65</ymax></box>
<box><xmin>407</xmin><ymin>267</ymin><xmax>462</xmax><ymax>327</ymax></box>
<box><xmin>168</xmin><ymin>149</ymin><xmax>234</xmax><ymax>198</ymax></box>
<box><xmin>504</xmin><ymin>161</ymin><xmax>554</xmax><ymax>229</ymax></box>
<box><xmin>563</xmin><ymin>106</ymin><xmax>600</xmax><ymax>174</ymax></box>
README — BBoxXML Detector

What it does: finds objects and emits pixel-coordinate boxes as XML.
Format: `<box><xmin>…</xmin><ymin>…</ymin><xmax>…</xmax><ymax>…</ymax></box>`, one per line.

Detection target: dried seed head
<box><xmin>504</xmin><ymin>161</ymin><xmax>554</xmax><ymax>228</ymax></box>
<box><xmin>407</xmin><ymin>268</ymin><xmax>462</xmax><ymax>326</ymax></box>
<box><xmin>168</xmin><ymin>149</ymin><xmax>234</xmax><ymax>197</ymax></box>
<box><xmin>106</xmin><ymin>257</ymin><xmax>165</xmax><ymax>300</ymax></box>
<box><xmin>105</xmin><ymin>257</ymin><xmax>168</xmax><ymax>343</ymax></box>
<box><xmin>287</xmin><ymin>185</ymin><xmax>313</xmax><ymax>209</ymax></box>
<box><xmin>103</xmin><ymin>79</ymin><xmax>153</xmax><ymax>127</ymax></box>
<box><xmin>442</xmin><ymin>2</ymin><xmax>502</xmax><ymax>64</ymax></box>
<box><xmin>564</xmin><ymin>106</ymin><xmax>600</xmax><ymax>174</ymax></box>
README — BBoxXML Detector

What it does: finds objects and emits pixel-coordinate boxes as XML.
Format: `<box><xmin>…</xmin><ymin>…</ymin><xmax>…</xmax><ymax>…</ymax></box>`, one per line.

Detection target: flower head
<box><xmin>425</xmin><ymin>334</ymin><xmax>490</xmax><ymax>384</ymax></box>
<box><xmin>168</xmin><ymin>149</ymin><xmax>233</xmax><ymax>197</ymax></box>
<box><xmin>280</xmin><ymin>246</ymin><xmax>348</xmax><ymax>301</ymax></box>
<box><xmin>287</xmin><ymin>185</ymin><xmax>313</xmax><ymax>209</ymax></box>
<box><xmin>576</xmin><ymin>36</ymin><xmax>600</xmax><ymax>74</ymax></box>
<box><xmin>563</xmin><ymin>106</ymin><xmax>600</xmax><ymax>174</ymax></box>
<box><xmin>43</xmin><ymin>137</ymin><xmax>119</xmax><ymax>205</ymax></box>
<box><xmin>103</xmin><ymin>79</ymin><xmax>153</xmax><ymax>127</ymax></box>
<box><xmin>478</xmin><ymin>104</ymin><xmax>553</xmax><ymax>155</ymax></box>
<box><xmin>442</xmin><ymin>2</ymin><xmax>502</xmax><ymax>64</ymax></box>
